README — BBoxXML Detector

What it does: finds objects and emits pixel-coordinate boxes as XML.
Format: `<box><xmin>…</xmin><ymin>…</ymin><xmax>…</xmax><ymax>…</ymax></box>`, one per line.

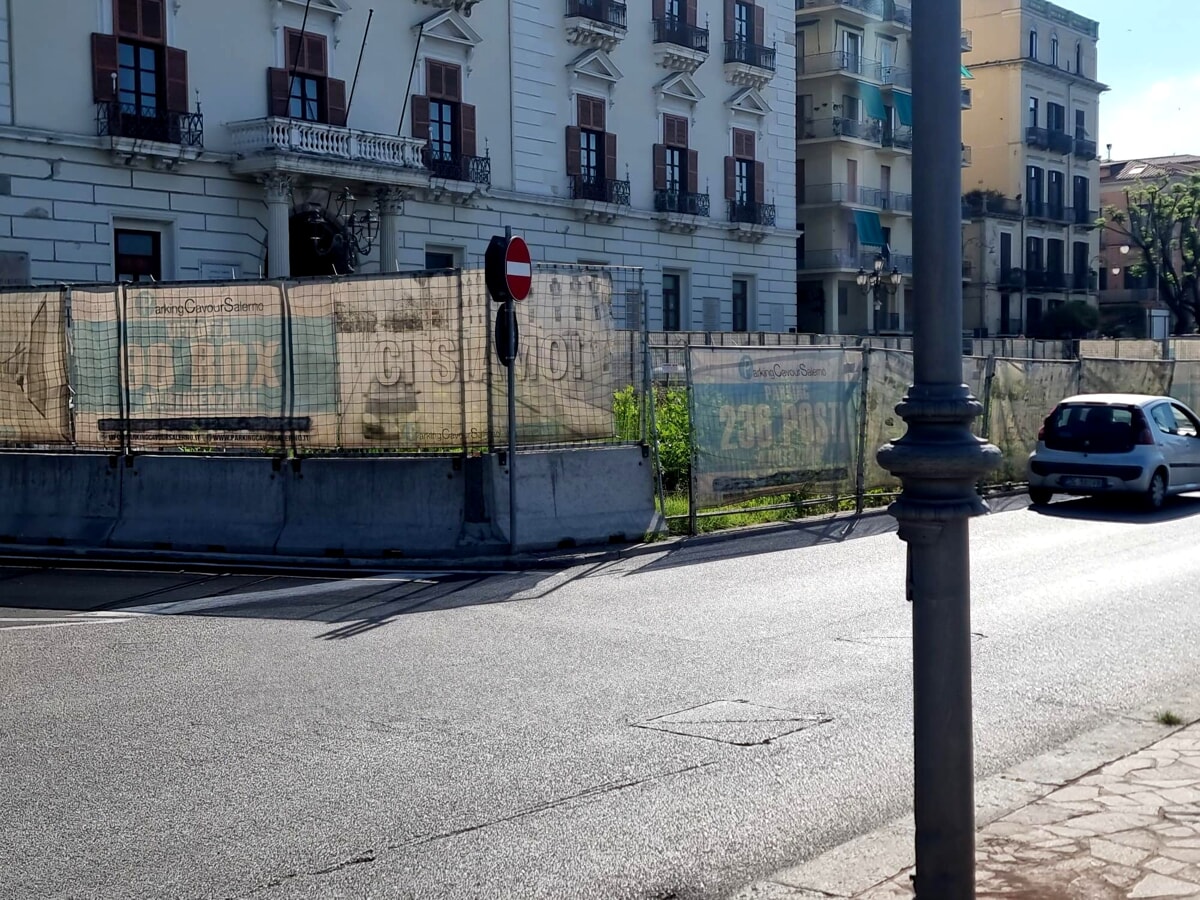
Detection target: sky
<box><xmin>1061</xmin><ymin>0</ymin><xmax>1200</xmax><ymax>160</ymax></box>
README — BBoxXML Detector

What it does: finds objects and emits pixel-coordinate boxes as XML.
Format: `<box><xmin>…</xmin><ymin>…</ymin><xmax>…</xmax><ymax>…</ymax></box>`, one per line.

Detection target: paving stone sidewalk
<box><xmin>737</xmin><ymin>720</ymin><xmax>1200</xmax><ymax>899</ymax></box>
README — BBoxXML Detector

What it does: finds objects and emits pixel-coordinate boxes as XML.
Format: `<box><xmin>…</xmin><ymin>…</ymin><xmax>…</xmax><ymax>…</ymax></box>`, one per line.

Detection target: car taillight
<box><xmin>1137</xmin><ymin>426</ymin><xmax>1155</xmax><ymax>445</ymax></box>
<box><xmin>1037</xmin><ymin>423</ymin><xmax>1045</xmax><ymax>441</ymax></box>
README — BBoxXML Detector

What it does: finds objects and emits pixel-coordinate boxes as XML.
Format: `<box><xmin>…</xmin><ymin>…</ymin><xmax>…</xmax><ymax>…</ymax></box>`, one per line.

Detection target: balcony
<box><xmin>798</xmin><ymin>248</ymin><xmax>861</xmax><ymax>270</ymax></box>
<box><xmin>1026</xmin><ymin>126</ymin><xmax>1051</xmax><ymax>150</ymax></box>
<box><xmin>1071</xmin><ymin>270</ymin><xmax>1098</xmax><ymax>292</ymax></box>
<box><xmin>882</xmin><ymin>125</ymin><xmax>913</xmax><ymax>152</ymax></box>
<box><xmin>724</xmin><ymin>39</ymin><xmax>776</xmax><ymax>89</ymax></box>
<box><xmin>879</xmin><ymin>190</ymin><xmax>913</xmax><ymax>214</ymax></box>
<box><xmin>801</xmin><ymin>116</ymin><xmax>883</xmax><ymax>144</ymax></box>
<box><xmin>961</xmin><ymin>87</ymin><xmax>972</xmax><ymax>109</ymax></box>
<box><xmin>653</xmin><ymin>16</ymin><xmax>709</xmax><ymax>73</ymax></box>
<box><xmin>961</xmin><ymin>29</ymin><xmax>973</xmax><ymax>51</ymax></box>
<box><xmin>801</xmin><ymin>183</ymin><xmax>910</xmax><ymax>213</ymax></box>
<box><xmin>799</xmin><ymin>51</ymin><xmax>880</xmax><ymax>80</ymax></box>
<box><xmin>882</xmin><ymin>0</ymin><xmax>912</xmax><ymax>29</ymax></box>
<box><xmin>425</xmin><ymin>149</ymin><xmax>492</xmax><ymax>186</ymax></box>
<box><xmin>962</xmin><ymin>143</ymin><xmax>972</xmax><ymax>167</ymax></box>
<box><xmin>794</xmin><ymin>0</ymin><xmax>886</xmax><ymax>16</ymax></box>
<box><xmin>1075</xmin><ymin>138</ymin><xmax>1099</xmax><ymax>160</ymax></box>
<box><xmin>1025</xmin><ymin>267</ymin><xmax>1067</xmax><ymax>291</ymax></box>
<box><xmin>999</xmin><ymin>267</ymin><xmax>1024</xmax><ymax>290</ymax></box>
<box><xmin>882</xmin><ymin>66</ymin><xmax>912</xmax><ymax>89</ymax></box>
<box><xmin>654</xmin><ymin>189</ymin><xmax>711</xmax><ymax>218</ymax></box>
<box><xmin>962</xmin><ymin>194</ymin><xmax>1023</xmax><ymax>219</ymax></box>
<box><xmin>227</xmin><ymin>117</ymin><xmax>428</xmax><ymax>188</ymax></box>
<box><xmin>565</xmin><ymin>0</ymin><xmax>627</xmax><ymax>51</ymax></box>
<box><xmin>571</xmin><ymin>174</ymin><xmax>630</xmax><ymax>205</ymax></box>
<box><xmin>1026</xmin><ymin>200</ymin><xmax>1071</xmax><ymax>224</ymax></box>
<box><xmin>97</xmin><ymin>101</ymin><xmax>205</xmax><ymax>163</ymax></box>
<box><xmin>1048</xmin><ymin>130</ymin><xmax>1075</xmax><ymax>154</ymax></box>
<box><xmin>1071</xmin><ymin>207</ymin><xmax>1100</xmax><ymax>229</ymax></box>
<box><xmin>861</xmin><ymin>250</ymin><xmax>913</xmax><ymax>273</ymax></box>
<box><xmin>728</xmin><ymin>199</ymin><xmax>776</xmax><ymax>227</ymax></box>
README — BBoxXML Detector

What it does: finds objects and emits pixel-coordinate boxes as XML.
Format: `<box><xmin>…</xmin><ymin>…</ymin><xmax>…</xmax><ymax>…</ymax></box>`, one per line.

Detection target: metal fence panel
<box><xmin>688</xmin><ymin>346</ymin><xmax>862</xmax><ymax>509</ymax></box>
<box><xmin>987</xmin><ymin>359</ymin><xmax>1081</xmax><ymax>483</ymax></box>
<box><xmin>1078</xmin><ymin>357</ymin><xmax>1173</xmax><ymax>397</ymax></box>
<box><xmin>0</xmin><ymin>288</ymin><xmax>71</xmax><ymax>447</ymax></box>
<box><xmin>861</xmin><ymin>348</ymin><xmax>912</xmax><ymax>490</ymax></box>
<box><xmin>1170</xmin><ymin>361</ymin><xmax>1200</xmax><ymax>411</ymax></box>
<box><xmin>70</xmin><ymin>287</ymin><xmax>124</xmax><ymax>450</ymax></box>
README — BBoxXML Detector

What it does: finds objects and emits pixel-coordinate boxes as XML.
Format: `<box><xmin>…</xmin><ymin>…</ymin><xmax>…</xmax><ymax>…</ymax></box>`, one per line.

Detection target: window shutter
<box><xmin>592</xmin><ymin>96</ymin><xmax>606</xmax><ymax>132</ymax></box>
<box><xmin>411</xmin><ymin>95</ymin><xmax>430</xmax><ymax>141</ymax></box>
<box><xmin>139</xmin><ymin>0</ymin><xmax>165</xmax><ymax>42</ymax></box>
<box><xmin>754</xmin><ymin>161</ymin><xmax>765</xmax><ymax>203</ymax></box>
<box><xmin>604</xmin><ymin>132</ymin><xmax>617</xmax><ymax>181</ymax></box>
<box><xmin>327</xmin><ymin>78</ymin><xmax>348</xmax><ymax>127</ymax></box>
<box><xmin>653</xmin><ymin>0</ymin><xmax>665</xmax><ymax>18</ymax></box>
<box><xmin>575</xmin><ymin>95</ymin><xmax>590</xmax><ymax>129</ymax></box>
<box><xmin>267</xmin><ymin>68</ymin><xmax>290</xmax><ymax>117</ymax></box>
<box><xmin>724</xmin><ymin>156</ymin><xmax>736</xmax><ymax>200</ymax></box>
<box><xmin>91</xmin><ymin>33</ymin><xmax>119</xmax><ymax>102</ymax></box>
<box><xmin>753</xmin><ymin>4</ymin><xmax>765</xmax><ymax>46</ymax></box>
<box><xmin>686</xmin><ymin>0</ymin><xmax>698</xmax><ymax>25</ymax></box>
<box><xmin>443</xmin><ymin>64</ymin><xmax>462</xmax><ymax>102</ymax></box>
<box><xmin>285</xmin><ymin>30</ymin><xmax>303</xmax><ymax>70</ymax></box>
<box><xmin>565</xmin><ymin>125</ymin><xmax>582</xmax><ymax>176</ymax></box>
<box><xmin>724</xmin><ymin>0</ymin><xmax>735</xmax><ymax>41</ymax></box>
<box><xmin>460</xmin><ymin>104</ymin><xmax>477</xmax><ymax>158</ymax></box>
<box><xmin>305</xmin><ymin>34</ymin><xmax>327</xmax><ymax>75</ymax></box>
<box><xmin>653</xmin><ymin>144</ymin><xmax>667</xmax><ymax>191</ymax></box>
<box><xmin>687</xmin><ymin>149</ymin><xmax>699</xmax><ymax>193</ymax></box>
<box><xmin>427</xmin><ymin>60</ymin><xmax>444</xmax><ymax>99</ymax></box>
<box><xmin>165</xmin><ymin>47</ymin><xmax>188</xmax><ymax>112</ymax></box>
<box><xmin>115</xmin><ymin>0</ymin><xmax>140</xmax><ymax>39</ymax></box>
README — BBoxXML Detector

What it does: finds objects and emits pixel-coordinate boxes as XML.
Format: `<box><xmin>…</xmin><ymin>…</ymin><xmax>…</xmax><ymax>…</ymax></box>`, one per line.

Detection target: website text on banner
<box><xmin>0</xmin><ymin>289</ymin><xmax>70</xmax><ymax>446</ymax></box>
<box><xmin>688</xmin><ymin>347</ymin><xmax>861</xmax><ymax>510</ymax></box>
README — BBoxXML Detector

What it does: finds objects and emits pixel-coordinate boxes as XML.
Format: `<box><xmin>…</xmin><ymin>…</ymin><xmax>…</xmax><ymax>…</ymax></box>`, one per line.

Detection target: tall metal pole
<box><xmin>505</xmin><ymin>225</ymin><xmax>518</xmax><ymax>554</ymax></box>
<box><xmin>876</xmin><ymin>1</ymin><xmax>1001</xmax><ymax>896</ymax></box>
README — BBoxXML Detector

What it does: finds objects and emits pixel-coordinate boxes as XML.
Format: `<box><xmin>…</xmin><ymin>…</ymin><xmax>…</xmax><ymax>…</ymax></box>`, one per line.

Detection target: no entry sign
<box><xmin>485</xmin><ymin>233</ymin><xmax>532</xmax><ymax>303</ymax></box>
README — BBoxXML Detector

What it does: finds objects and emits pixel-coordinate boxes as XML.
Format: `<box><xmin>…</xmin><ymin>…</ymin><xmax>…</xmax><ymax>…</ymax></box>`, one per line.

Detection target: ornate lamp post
<box><xmin>857</xmin><ymin>254</ymin><xmax>904</xmax><ymax>332</ymax></box>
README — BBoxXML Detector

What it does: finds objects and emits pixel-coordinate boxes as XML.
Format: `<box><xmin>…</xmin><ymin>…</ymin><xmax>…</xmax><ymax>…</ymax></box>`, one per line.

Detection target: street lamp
<box><xmin>857</xmin><ymin>254</ymin><xmax>904</xmax><ymax>332</ymax></box>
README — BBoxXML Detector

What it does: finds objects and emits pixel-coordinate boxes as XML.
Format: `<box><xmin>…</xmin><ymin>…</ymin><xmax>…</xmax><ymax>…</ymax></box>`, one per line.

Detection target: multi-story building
<box><xmin>960</xmin><ymin>0</ymin><xmax>1104</xmax><ymax>337</ymax></box>
<box><xmin>0</xmin><ymin>0</ymin><xmax>797</xmax><ymax>332</ymax></box>
<box><xmin>793</xmin><ymin>0</ymin><xmax>914</xmax><ymax>335</ymax></box>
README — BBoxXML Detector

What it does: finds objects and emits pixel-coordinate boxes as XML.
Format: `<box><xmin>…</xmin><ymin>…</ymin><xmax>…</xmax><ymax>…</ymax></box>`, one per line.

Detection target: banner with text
<box><xmin>71</xmin><ymin>287</ymin><xmax>123</xmax><ymax>448</ymax></box>
<box><xmin>689</xmin><ymin>347</ymin><xmax>862</xmax><ymax>509</ymax></box>
<box><xmin>0</xmin><ymin>289</ymin><xmax>70</xmax><ymax>445</ymax></box>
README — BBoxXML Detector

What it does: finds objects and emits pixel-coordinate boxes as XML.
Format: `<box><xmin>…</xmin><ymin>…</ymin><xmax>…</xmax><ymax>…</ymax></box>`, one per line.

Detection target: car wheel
<box><xmin>1028</xmin><ymin>487</ymin><xmax>1053</xmax><ymax>506</ymax></box>
<box><xmin>1145</xmin><ymin>470</ymin><xmax>1168</xmax><ymax>510</ymax></box>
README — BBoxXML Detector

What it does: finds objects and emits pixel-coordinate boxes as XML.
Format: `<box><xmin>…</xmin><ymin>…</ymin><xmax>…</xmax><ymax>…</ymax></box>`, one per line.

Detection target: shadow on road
<box><xmin>1028</xmin><ymin>494</ymin><xmax>1200</xmax><ymax>524</ymax></box>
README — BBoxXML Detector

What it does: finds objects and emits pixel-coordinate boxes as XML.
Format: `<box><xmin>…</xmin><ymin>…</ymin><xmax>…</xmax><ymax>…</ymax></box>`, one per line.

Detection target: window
<box><xmin>114</xmin><ymin>229</ymin><xmax>162</xmax><ymax>283</ymax></box>
<box><xmin>1073</xmin><ymin>241</ymin><xmax>1089</xmax><ymax>290</ymax></box>
<box><xmin>1028</xmin><ymin>96</ymin><xmax>1039</xmax><ymax>128</ymax></box>
<box><xmin>1048</xmin><ymin>170</ymin><xmax>1064</xmax><ymax>216</ymax></box>
<box><xmin>1026</xmin><ymin>165</ymin><xmax>1044</xmax><ymax>214</ymax></box>
<box><xmin>665</xmin><ymin>0</ymin><xmax>681</xmax><ymax>18</ymax></box>
<box><xmin>732</xmin><ymin>278</ymin><xmax>750</xmax><ymax>332</ymax></box>
<box><xmin>1026</xmin><ymin>236</ymin><xmax>1043</xmax><ymax>274</ymax></box>
<box><xmin>580</xmin><ymin>128</ymin><xmax>602</xmax><ymax>182</ymax></box>
<box><xmin>1075</xmin><ymin>41</ymin><xmax>1083</xmax><ymax>75</ymax></box>
<box><xmin>726</xmin><ymin>128</ymin><xmax>763</xmax><ymax>219</ymax></box>
<box><xmin>1051</xmin><ymin>36</ymin><xmax>1059</xmax><ymax>66</ymax></box>
<box><xmin>1028</xmin><ymin>29</ymin><xmax>1038</xmax><ymax>59</ymax></box>
<box><xmin>1075</xmin><ymin>109</ymin><xmax>1087</xmax><ymax>140</ymax></box>
<box><xmin>734</xmin><ymin>1</ymin><xmax>751</xmax><ymax>42</ymax></box>
<box><xmin>567</xmin><ymin>93</ymin><xmax>614</xmax><ymax>194</ymax></box>
<box><xmin>1171</xmin><ymin>405</ymin><xmax>1200</xmax><ymax>437</ymax></box>
<box><xmin>1047</xmin><ymin>239</ymin><xmax>1064</xmax><ymax>283</ymax></box>
<box><xmin>662</xmin><ymin>272</ymin><xmax>682</xmax><ymax>331</ymax></box>
<box><xmin>290</xmin><ymin>75</ymin><xmax>321</xmax><ymax>121</ymax></box>
<box><xmin>1047</xmin><ymin>103</ymin><xmax>1065</xmax><ymax>133</ymax></box>
<box><xmin>1073</xmin><ymin>175</ymin><xmax>1090</xmax><ymax>219</ymax></box>
<box><xmin>429</xmin><ymin>100</ymin><xmax>457</xmax><ymax>171</ymax></box>
<box><xmin>1000</xmin><ymin>292</ymin><xmax>1012</xmax><ymax>334</ymax></box>
<box><xmin>413</xmin><ymin>60</ymin><xmax>478</xmax><ymax>180</ymax></box>
<box><xmin>842</xmin><ymin>93</ymin><xmax>860</xmax><ymax>121</ymax></box>
<box><xmin>1000</xmin><ymin>232</ymin><xmax>1013</xmax><ymax>281</ymax></box>
<box><xmin>425</xmin><ymin>248</ymin><xmax>459</xmax><ymax>270</ymax></box>
<box><xmin>268</xmin><ymin>30</ymin><xmax>346</xmax><ymax>126</ymax></box>
<box><xmin>118</xmin><ymin>42</ymin><xmax>161</xmax><ymax>118</ymax></box>
<box><xmin>735</xmin><ymin>160</ymin><xmax>751</xmax><ymax>204</ymax></box>
<box><xmin>843</xmin><ymin>30</ymin><xmax>863</xmax><ymax>69</ymax></box>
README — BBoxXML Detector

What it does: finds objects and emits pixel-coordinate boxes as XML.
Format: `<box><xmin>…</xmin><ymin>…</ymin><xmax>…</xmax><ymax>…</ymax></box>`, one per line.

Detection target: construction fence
<box><xmin>664</xmin><ymin>344</ymin><xmax>1200</xmax><ymax>528</ymax></box>
<box><xmin>0</xmin><ymin>265</ymin><xmax>644</xmax><ymax>455</ymax></box>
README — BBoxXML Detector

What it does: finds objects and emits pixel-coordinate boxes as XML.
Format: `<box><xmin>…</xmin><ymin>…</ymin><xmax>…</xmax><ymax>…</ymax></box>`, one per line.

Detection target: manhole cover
<box><xmin>633</xmin><ymin>700</ymin><xmax>832</xmax><ymax>746</ymax></box>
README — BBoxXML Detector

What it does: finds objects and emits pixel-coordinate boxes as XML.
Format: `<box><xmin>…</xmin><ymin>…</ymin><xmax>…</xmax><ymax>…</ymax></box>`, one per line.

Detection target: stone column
<box><xmin>263</xmin><ymin>174</ymin><xmax>293</xmax><ymax>279</ymax></box>
<box><xmin>375</xmin><ymin>187</ymin><xmax>406</xmax><ymax>273</ymax></box>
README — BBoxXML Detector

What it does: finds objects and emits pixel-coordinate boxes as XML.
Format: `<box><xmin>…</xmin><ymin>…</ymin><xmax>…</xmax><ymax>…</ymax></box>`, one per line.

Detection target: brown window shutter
<box><xmin>687</xmin><ymin>149</ymin><xmax>699</xmax><ymax>194</ymax></box>
<box><xmin>653</xmin><ymin>0</ymin><xmax>665</xmax><ymax>19</ymax></box>
<box><xmin>114</xmin><ymin>0</ymin><xmax>140</xmax><ymax>39</ymax></box>
<box><xmin>326</xmin><ymin>78</ymin><xmax>348</xmax><ymax>127</ymax></box>
<box><xmin>427</xmin><ymin>60</ymin><xmax>444</xmax><ymax>99</ymax></box>
<box><xmin>724</xmin><ymin>0</ymin><xmax>735</xmax><ymax>41</ymax></box>
<box><xmin>411</xmin><ymin>95</ymin><xmax>430</xmax><ymax>140</ymax></box>
<box><xmin>460</xmin><ymin>103</ymin><xmax>477</xmax><ymax>158</ymax></box>
<box><xmin>575</xmin><ymin>94</ymin><xmax>590</xmax><ymax>129</ymax></box>
<box><xmin>592</xmin><ymin>96</ymin><xmax>606</xmax><ymax>132</ymax></box>
<box><xmin>686</xmin><ymin>0</ymin><xmax>698</xmax><ymax>25</ymax></box>
<box><xmin>653</xmin><ymin>144</ymin><xmax>666</xmax><ymax>191</ymax></box>
<box><xmin>285</xmin><ymin>29</ymin><xmax>303</xmax><ymax>70</ymax></box>
<box><xmin>733</xmin><ymin>128</ymin><xmax>755</xmax><ymax>159</ymax></box>
<box><xmin>443</xmin><ymin>64</ymin><xmax>462</xmax><ymax>102</ymax></box>
<box><xmin>754</xmin><ymin>161</ymin><xmax>765</xmax><ymax>203</ymax></box>
<box><xmin>604</xmin><ymin>132</ymin><xmax>617</xmax><ymax>181</ymax></box>
<box><xmin>665</xmin><ymin>115</ymin><xmax>688</xmax><ymax>148</ymax></box>
<box><xmin>305</xmin><ymin>34</ymin><xmax>327</xmax><ymax>75</ymax></box>
<box><xmin>267</xmin><ymin>68</ymin><xmax>290</xmax><ymax>117</ymax></box>
<box><xmin>565</xmin><ymin>125</ymin><xmax>581</xmax><ymax>176</ymax></box>
<box><xmin>164</xmin><ymin>47</ymin><xmax>188</xmax><ymax>113</ymax></box>
<box><xmin>91</xmin><ymin>33</ymin><xmax>119</xmax><ymax>102</ymax></box>
<box><xmin>725</xmin><ymin>155</ymin><xmax>736</xmax><ymax>200</ymax></box>
<box><xmin>753</xmin><ymin>4</ymin><xmax>765</xmax><ymax>46</ymax></box>
<box><xmin>139</xmin><ymin>0</ymin><xmax>165</xmax><ymax>42</ymax></box>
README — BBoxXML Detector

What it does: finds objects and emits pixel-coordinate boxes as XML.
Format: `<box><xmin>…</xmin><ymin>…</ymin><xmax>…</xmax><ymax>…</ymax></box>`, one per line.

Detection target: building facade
<box><xmin>961</xmin><ymin>0</ymin><xmax>1104</xmax><ymax>337</ymax></box>
<box><xmin>0</xmin><ymin>0</ymin><xmax>797</xmax><ymax>332</ymax></box>
<box><xmin>793</xmin><ymin>0</ymin><xmax>915</xmax><ymax>335</ymax></box>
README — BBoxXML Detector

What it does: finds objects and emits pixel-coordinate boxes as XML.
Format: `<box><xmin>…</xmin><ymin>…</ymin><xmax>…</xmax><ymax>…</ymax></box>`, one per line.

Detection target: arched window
<box><xmin>1051</xmin><ymin>36</ymin><xmax>1059</xmax><ymax>66</ymax></box>
<box><xmin>1028</xmin><ymin>29</ymin><xmax>1038</xmax><ymax>59</ymax></box>
<box><xmin>1075</xmin><ymin>41</ymin><xmax>1083</xmax><ymax>74</ymax></box>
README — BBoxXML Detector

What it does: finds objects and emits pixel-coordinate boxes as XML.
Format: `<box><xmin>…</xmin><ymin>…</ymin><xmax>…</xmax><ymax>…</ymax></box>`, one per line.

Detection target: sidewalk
<box><xmin>736</xmin><ymin>713</ymin><xmax>1200</xmax><ymax>899</ymax></box>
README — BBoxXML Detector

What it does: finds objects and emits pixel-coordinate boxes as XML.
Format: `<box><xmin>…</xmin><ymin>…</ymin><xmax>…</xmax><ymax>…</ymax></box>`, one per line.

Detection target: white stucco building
<box><xmin>0</xmin><ymin>0</ymin><xmax>797</xmax><ymax>332</ymax></box>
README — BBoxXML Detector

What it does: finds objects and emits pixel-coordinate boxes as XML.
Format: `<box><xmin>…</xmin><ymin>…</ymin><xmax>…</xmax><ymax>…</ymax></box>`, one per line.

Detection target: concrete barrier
<box><xmin>108</xmin><ymin>455</ymin><xmax>285</xmax><ymax>553</ymax></box>
<box><xmin>0</xmin><ymin>452</ymin><xmax>120</xmax><ymax>546</ymax></box>
<box><xmin>487</xmin><ymin>446</ymin><xmax>664</xmax><ymax>551</ymax></box>
<box><xmin>276</xmin><ymin>457</ymin><xmax>466</xmax><ymax>558</ymax></box>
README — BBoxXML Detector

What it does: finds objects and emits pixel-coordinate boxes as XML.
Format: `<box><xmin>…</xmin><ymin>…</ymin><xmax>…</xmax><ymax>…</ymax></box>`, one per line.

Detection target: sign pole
<box><xmin>505</xmin><ymin>225</ymin><xmax>518</xmax><ymax>555</ymax></box>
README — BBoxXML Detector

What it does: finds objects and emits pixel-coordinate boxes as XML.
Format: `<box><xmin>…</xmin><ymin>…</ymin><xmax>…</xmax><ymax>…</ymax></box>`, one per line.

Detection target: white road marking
<box><xmin>0</xmin><ymin>619</ymin><xmax>127</xmax><ymax>632</ymax></box>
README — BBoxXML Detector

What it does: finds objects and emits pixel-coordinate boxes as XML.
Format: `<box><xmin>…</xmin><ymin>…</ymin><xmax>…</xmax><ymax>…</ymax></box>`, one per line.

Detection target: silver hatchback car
<box><xmin>1027</xmin><ymin>393</ymin><xmax>1200</xmax><ymax>509</ymax></box>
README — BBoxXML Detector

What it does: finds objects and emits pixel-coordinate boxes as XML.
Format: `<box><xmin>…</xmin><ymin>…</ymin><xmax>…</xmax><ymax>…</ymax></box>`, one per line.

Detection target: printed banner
<box><xmin>861</xmin><ymin>348</ymin><xmax>912</xmax><ymax>490</ymax></box>
<box><xmin>71</xmin><ymin>287</ymin><xmax>123</xmax><ymax>448</ymax></box>
<box><xmin>689</xmin><ymin>347</ymin><xmax>861</xmax><ymax>509</ymax></box>
<box><xmin>1079</xmin><ymin>357</ymin><xmax>1173</xmax><ymax>397</ymax></box>
<box><xmin>0</xmin><ymin>289</ymin><xmax>70</xmax><ymax>444</ymax></box>
<box><xmin>1170</xmin><ymin>361</ymin><xmax>1200</xmax><ymax>413</ymax></box>
<box><xmin>987</xmin><ymin>359</ymin><xmax>1081</xmax><ymax>482</ymax></box>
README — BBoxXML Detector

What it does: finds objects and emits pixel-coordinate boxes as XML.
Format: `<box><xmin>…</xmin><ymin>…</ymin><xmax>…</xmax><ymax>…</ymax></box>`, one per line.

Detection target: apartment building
<box><xmin>0</xmin><ymin>0</ymin><xmax>797</xmax><ymax>332</ymax></box>
<box><xmin>793</xmin><ymin>0</ymin><xmax>915</xmax><ymax>335</ymax></box>
<box><xmin>961</xmin><ymin>0</ymin><xmax>1104</xmax><ymax>337</ymax></box>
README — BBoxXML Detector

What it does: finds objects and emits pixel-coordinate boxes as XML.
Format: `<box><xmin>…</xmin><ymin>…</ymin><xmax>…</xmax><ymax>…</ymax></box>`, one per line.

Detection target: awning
<box><xmin>893</xmin><ymin>91</ymin><xmax>913</xmax><ymax>126</ymax></box>
<box><xmin>961</xmin><ymin>64</ymin><xmax>974</xmax><ymax>79</ymax></box>
<box><xmin>853</xmin><ymin>210</ymin><xmax>885</xmax><ymax>247</ymax></box>
<box><xmin>859</xmin><ymin>81</ymin><xmax>887</xmax><ymax>120</ymax></box>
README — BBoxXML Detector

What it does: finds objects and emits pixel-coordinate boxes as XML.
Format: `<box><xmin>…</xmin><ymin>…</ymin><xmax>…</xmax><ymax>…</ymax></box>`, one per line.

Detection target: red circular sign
<box><xmin>504</xmin><ymin>236</ymin><xmax>532</xmax><ymax>302</ymax></box>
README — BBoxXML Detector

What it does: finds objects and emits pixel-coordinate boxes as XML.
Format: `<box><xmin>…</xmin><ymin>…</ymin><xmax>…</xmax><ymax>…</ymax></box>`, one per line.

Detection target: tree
<box><xmin>1036</xmin><ymin>300</ymin><xmax>1100</xmax><ymax>339</ymax></box>
<box><xmin>1102</xmin><ymin>175</ymin><xmax>1200</xmax><ymax>334</ymax></box>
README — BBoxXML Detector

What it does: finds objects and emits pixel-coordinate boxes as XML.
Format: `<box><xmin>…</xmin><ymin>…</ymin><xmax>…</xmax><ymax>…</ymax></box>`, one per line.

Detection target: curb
<box><xmin>730</xmin><ymin>684</ymin><xmax>1200</xmax><ymax>899</ymax></box>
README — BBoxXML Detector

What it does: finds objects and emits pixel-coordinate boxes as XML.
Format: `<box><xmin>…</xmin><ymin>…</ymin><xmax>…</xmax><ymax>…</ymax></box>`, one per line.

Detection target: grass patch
<box><xmin>1156</xmin><ymin>710</ymin><xmax>1184</xmax><ymax>726</ymax></box>
<box><xmin>660</xmin><ymin>489</ymin><xmax>895</xmax><ymax>535</ymax></box>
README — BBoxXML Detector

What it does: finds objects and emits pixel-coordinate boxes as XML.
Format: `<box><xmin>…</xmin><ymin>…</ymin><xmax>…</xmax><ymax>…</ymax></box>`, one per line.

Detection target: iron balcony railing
<box><xmin>724</xmin><ymin>39</ymin><xmax>776</xmax><ymax>71</ymax></box>
<box><xmin>962</xmin><ymin>195</ymin><xmax>1023</xmax><ymax>218</ymax></box>
<box><xmin>653</xmin><ymin>16</ymin><xmax>709</xmax><ymax>53</ymax></box>
<box><xmin>879</xmin><ymin>190</ymin><xmax>914</xmax><ymax>213</ymax></box>
<box><xmin>97</xmin><ymin>101</ymin><xmax>204</xmax><ymax>148</ymax></box>
<box><xmin>800</xmin><ymin>51</ymin><xmax>880</xmax><ymax>79</ymax></box>
<box><xmin>571</xmin><ymin>175</ymin><xmax>631</xmax><ymax>205</ymax></box>
<box><xmin>962</xmin><ymin>144</ymin><xmax>972</xmax><ymax>166</ymax></box>
<box><xmin>424</xmin><ymin>150</ymin><xmax>492</xmax><ymax>185</ymax></box>
<box><xmin>1026</xmin><ymin>126</ymin><xmax>1051</xmax><ymax>149</ymax></box>
<box><xmin>794</xmin><ymin>0</ymin><xmax>885</xmax><ymax>14</ymax></box>
<box><xmin>798</xmin><ymin>249</ymin><xmax>860</xmax><ymax>270</ymax></box>
<box><xmin>802</xmin><ymin>117</ymin><xmax>883</xmax><ymax>143</ymax></box>
<box><xmin>654</xmin><ymin>189</ymin><xmax>711</xmax><ymax>216</ymax></box>
<box><xmin>566</xmin><ymin>0</ymin><xmax>627</xmax><ymax>29</ymax></box>
<box><xmin>884</xmin><ymin>0</ymin><xmax>912</xmax><ymax>27</ymax></box>
<box><xmin>1071</xmin><ymin>207</ymin><xmax>1099</xmax><ymax>228</ymax></box>
<box><xmin>1027</xmin><ymin>200</ymin><xmax>1072</xmax><ymax>224</ymax></box>
<box><xmin>802</xmin><ymin>183</ymin><xmax>914</xmax><ymax>212</ymax></box>
<box><xmin>883</xmin><ymin>125</ymin><xmax>914</xmax><ymax>150</ymax></box>
<box><xmin>1048</xmin><ymin>130</ymin><xmax>1074</xmax><ymax>154</ymax></box>
<box><xmin>728</xmin><ymin>199</ymin><xmax>776</xmax><ymax>226</ymax></box>
<box><xmin>857</xmin><ymin>251</ymin><xmax>912</xmax><ymax>274</ymax></box>
<box><xmin>1074</xmin><ymin>138</ymin><xmax>1099</xmax><ymax>159</ymax></box>
<box><xmin>882</xmin><ymin>66</ymin><xmax>912</xmax><ymax>88</ymax></box>
<box><xmin>999</xmin><ymin>268</ymin><xmax>1023</xmax><ymax>289</ymax></box>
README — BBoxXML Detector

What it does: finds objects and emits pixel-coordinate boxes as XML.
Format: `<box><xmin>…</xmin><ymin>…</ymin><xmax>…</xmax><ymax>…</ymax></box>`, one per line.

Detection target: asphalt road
<box><xmin>4</xmin><ymin>495</ymin><xmax>1200</xmax><ymax>900</ymax></box>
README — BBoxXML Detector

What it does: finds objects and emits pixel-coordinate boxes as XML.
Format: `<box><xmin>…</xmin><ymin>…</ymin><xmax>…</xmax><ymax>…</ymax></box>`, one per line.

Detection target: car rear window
<box><xmin>1044</xmin><ymin>403</ymin><xmax>1139</xmax><ymax>453</ymax></box>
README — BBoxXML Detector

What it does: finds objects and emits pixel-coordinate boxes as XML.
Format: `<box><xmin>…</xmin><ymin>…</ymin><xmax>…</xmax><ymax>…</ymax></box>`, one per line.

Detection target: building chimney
<box><xmin>1106</xmin><ymin>143</ymin><xmax>1113</xmax><ymax>162</ymax></box>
